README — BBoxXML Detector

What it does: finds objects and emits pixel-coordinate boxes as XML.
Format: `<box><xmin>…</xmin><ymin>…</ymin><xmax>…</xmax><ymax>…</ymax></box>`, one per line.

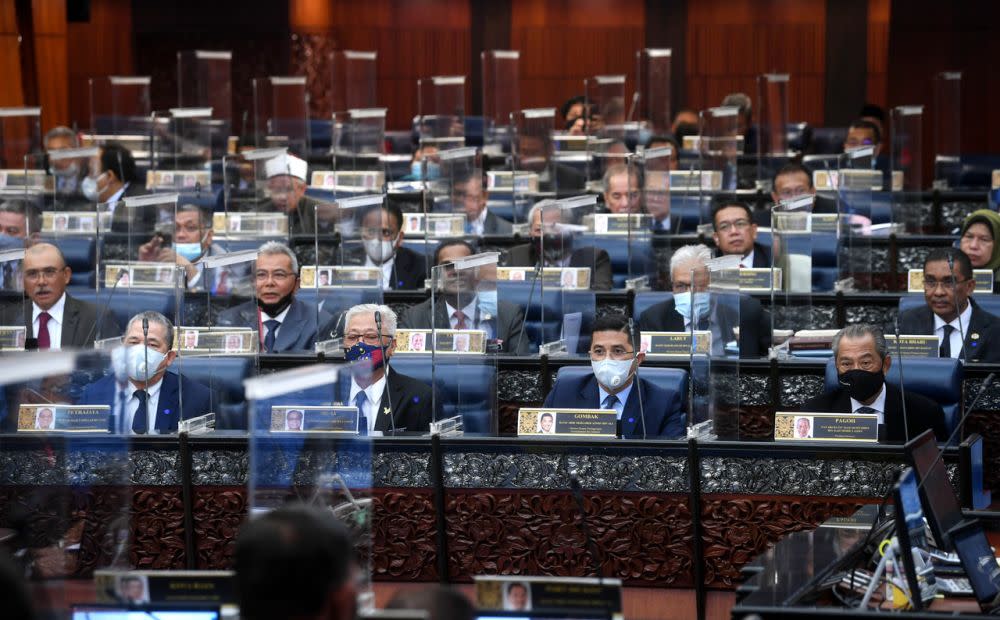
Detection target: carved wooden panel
<box><xmin>372</xmin><ymin>490</ymin><xmax>438</xmax><ymax>581</ymax></box>
<box><xmin>193</xmin><ymin>487</ymin><xmax>247</xmax><ymax>570</ymax></box>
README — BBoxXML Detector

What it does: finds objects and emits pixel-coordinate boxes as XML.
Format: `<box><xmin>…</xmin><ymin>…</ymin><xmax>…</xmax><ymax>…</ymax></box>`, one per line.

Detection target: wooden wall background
<box><xmin>2</xmin><ymin>0</ymin><xmax>998</xmax><ymax>161</ymax></box>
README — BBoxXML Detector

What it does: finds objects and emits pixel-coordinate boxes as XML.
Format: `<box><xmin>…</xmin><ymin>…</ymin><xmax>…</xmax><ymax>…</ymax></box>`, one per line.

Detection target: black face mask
<box><xmin>257</xmin><ymin>292</ymin><xmax>295</xmax><ymax>318</ymax></box>
<box><xmin>838</xmin><ymin>368</ymin><xmax>885</xmax><ymax>402</ymax></box>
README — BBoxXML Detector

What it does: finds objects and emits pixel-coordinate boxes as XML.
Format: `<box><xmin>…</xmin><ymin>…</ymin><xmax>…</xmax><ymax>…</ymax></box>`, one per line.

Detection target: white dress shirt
<box><xmin>849</xmin><ymin>383</ymin><xmax>887</xmax><ymax>426</ymax></box>
<box><xmin>349</xmin><ymin>374</ymin><xmax>388</xmax><ymax>435</ymax></box>
<box><xmin>597</xmin><ymin>381</ymin><xmax>635</xmax><ymax>420</ymax></box>
<box><xmin>445</xmin><ymin>298</ymin><xmax>479</xmax><ymax>329</ymax></box>
<box><xmin>364</xmin><ymin>254</ymin><xmax>396</xmax><ymax>291</ymax></box>
<box><xmin>934</xmin><ymin>302</ymin><xmax>973</xmax><ymax>359</ymax></box>
<box><xmin>740</xmin><ymin>248</ymin><xmax>755</xmax><ymax>268</ymax></box>
<box><xmin>260</xmin><ymin>304</ymin><xmax>291</xmax><ymax>346</ymax></box>
<box><xmin>104</xmin><ymin>183</ymin><xmax>129</xmax><ymax>215</ymax></box>
<box><xmin>117</xmin><ymin>377</ymin><xmax>165</xmax><ymax>435</ymax></box>
<box><xmin>467</xmin><ymin>208</ymin><xmax>488</xmax><ymax>236</ymax></box>
<box><xmin>33</xmin><ymin>292</ymin><xmax>66</xmax><ymax>350</ymax></box>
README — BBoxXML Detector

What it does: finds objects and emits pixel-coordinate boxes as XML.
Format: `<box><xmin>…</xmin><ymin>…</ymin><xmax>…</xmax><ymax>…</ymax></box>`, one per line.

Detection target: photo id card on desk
<box><xmin>639</xmin><ymin>331</ymin><xmax>712</xmax><ymax>357</ymax></box>
<box><xmin>517</xmin><ymin>408</ymin><xmax>618</xmax><ymax>438</ymax></box>
<box><xmin>269</xmin><ymin>406</ymin><xmax>360</xmax><ymax>434</ymax></box>
<box><xmin>17</xmin><ymin>404</ymin><xmax>111</xmax><ymax>432</ymax></box>
<box><xmin>773</xmin><ymin>412</ymin><xmax>879</xmax><ymax>442</ymax></box>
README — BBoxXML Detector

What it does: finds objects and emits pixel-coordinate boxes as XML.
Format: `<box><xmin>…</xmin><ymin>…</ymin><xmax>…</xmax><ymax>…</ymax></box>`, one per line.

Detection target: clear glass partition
<box><xmin>333</xmin><ymin>108</ymin><xmax>386</xmax><ymax>173</ymax></box>
<box><xmin>548</xmin><ymin>195</ymin><xmax>600</xmax><ymax>356</ymax></box>
<box><xmin>510</xmin><ymin>108</ymin><xmax>555</xmax><ymax>216</ymax></box>
<box><xmin>481</xmin><ymin>50</ymin><xmax>520</xmax><ymax>154</ymax></box>
<box><xmin>636</xmin><ymin>49</ymin><xmax>672</xmax><ymax>135</ymax></box>
<box><xmin>640</xmin><ymin>145</ymin><xmax>673</xmax><ymax>235</ymax></box>
<box><xmin>434</xmin><ymin>146</ymin><xmax>481</xmax><ymax>238</ymax></box>
<box><xmin>153</xmin><ymin>107</ymin><xmax>214</xmax><ymax>173</ymax></box>
<box><xmin>417</xmin><ymin>75</ymin><xmax>466</xmax><ymax>150</ymax></box>
<box><xmin>700</xmin><ymin>106</ymin><xmax>741</xmax><ymax>194</ymax></box>
<box><xmin>331</xmin><ymin>51</ymin><xmax>378</xmax><ymax>113</ymax></box>
<box><xmin>705</xmin><ymin>262</ymin><xmax>742</xmax><ymax>439</ymax></box>
<box><xmin>427</xmin><ymin>252</ymin><xmax>500</xmax><ymax>434</ymax></box>
<box><xmin>837</xmin><ymin>146</ymin><xmax>876</xmax><ymax>290</ymax></box>
<box><xmin>47</xmin><ymin>145</ymin><xmax>100</xmax><ymax>211</ymax></box>
<box><xmin>177</xmin><ymin>49</ymin><xmax>233</xmax><ymax>152</ymax></box>
<box><xmin>253</xmin><ymin>77</ymin><xmax>309</xmax><ymax>157</ymax></box>
<box><xmin>891</xmin><ymin>105</ymin><xmax>924</xmax><ymax>234</ymax></box>
<box><xmin>245</xmin><ymin>363</ymin><xmax>375</xmax><ymax>609</ymax></box>
<box><xmin>0</xmin><ymin>107</ymin><xmax>42</xmax><ymax>169</ymax></box>
<box><xmin>933</xmin><ymin>71</ymin><xmax>962</xmax><ymax>186</ymax></box>
<box><xmin>756</xmin><ymin>73</ymin><xmax>791</xmax><ymax>186</ymax></box>
<box><xmin>770</xmin><ymin>194</ymin><xmax>816</xmax><ymax>340</ymax></box>
<box><xmin>88</xmin><ymin>76</ymin><xmax>152</xmax><ymax>137</ymax></box>
<box><xmin>0</xmin><ymin>247</ymin><xmax>26</xmax><ymax>348</ymax></box>
<box><xmin>584</xmin><ymin>75</ymin><xmax>628</xmax><ymax>185</ymax></box>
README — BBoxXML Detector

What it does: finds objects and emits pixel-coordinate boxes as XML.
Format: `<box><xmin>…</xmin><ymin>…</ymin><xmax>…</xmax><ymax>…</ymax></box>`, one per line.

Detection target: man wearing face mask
<box><xmin>137</xmin><ymin>204</ymin><xmax>251</xmax><ymax>295</ymax></box>
<box><xmin>400</xmin><ymin>145</ymin><xmax>441</xmax><ymax>181</ymax></box>
<box><xmin>217</xmin><ymin>241</ymin><xmax>324</xmax><ymax>353</ymax></box>
<box><xmin>399</xmin><ymin>239</ymin><xmax>527</xmax><ymax>355</ymax></box>
<box><xmin>44</xmin><ymin>126</ymin><xmax>87</xmax><ymax>200</ymax></box>
<box><xmin>800</xmin><ymin>324</ymin><xmax>947</xmax><ymax>442</ymax></box>
<box><xmin>637</xmin><ymin>244</ymin><xmax>771</xmax><ymax>357</ymax></box>
<box><xmin>0</xmin><ymin>199</ymin><xmax>42</xmax><ymax>291</ymax></box>
<box><xmin>79</xmin><ymin>311</ymin><xmax>212</xmax><ymax>434</ymax></box>
<box><xmin>504</xmin><ymin>200</ymin><xmax>613</xmax><ymax>290</ymax></box>
<box><xmin>341</xmin><ymin>303</ymin><xmax>432</xmax><ymax>434</ymax></box>
<box><xmin>542</xmin><ymin>314</ymin><xmax>684</xmax><ymax>438</ymax></box>
<box><xmin>345</xmin><ymin>203</ymin><xmax>427</xmax><ymax>290</ymax></box>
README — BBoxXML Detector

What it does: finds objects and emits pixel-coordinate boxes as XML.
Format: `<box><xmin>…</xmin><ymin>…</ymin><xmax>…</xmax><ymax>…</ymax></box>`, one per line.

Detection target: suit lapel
<box><xmin>580</xmin><ymin>375</ymin><xmax>601</xmax><ymax>409</ymax></box>
<box><xmin>619</xmin><ymin>379</ymin><xmax>644</xmax><ymax>437</ymax></box>
<box><xmin>274</xmin><ymin>300</ymin><xmax>304</xmax><ymax>351</ymax></box>
<box><xmin>375</xmin><ymin>368</ymin><xmax>399</xmax><ymax>432</ymax></box>
<box><xmin>61</xmin><ymin>296</ymin><xmax>81</xmax><ymax>348</ymax></box>
<box><xmin>965</xmin><ymin>304</ymin><xmax>988</xmax><ymax>358</ymax></box>
<box><xmin>154</xmin><ymin>373</ymin><xmax>179</xmax><ymax>432</ymax></box>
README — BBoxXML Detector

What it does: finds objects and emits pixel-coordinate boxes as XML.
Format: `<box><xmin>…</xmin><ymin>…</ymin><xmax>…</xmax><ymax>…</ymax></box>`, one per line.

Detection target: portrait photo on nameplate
<box><xmin>95</xmin><ymin>570</ymin><xmax>235</xmax><ymax>605</ymax></box>
<box><xmin>269</xmin><ymin>405</ymin><xmax>360</xmax><ymax>434</ymax></box>
<box><xmin>177</xmin><ymin>328</ymin><xmax>257</xmax><ymax>355</ymax></box>
<box><xmin>475</xmin><ymin>575</ymin><xmax>623</xmax><ymax>616</ymax></box>
<box><xmin>639</xmin><ymin>331</ymin><xmax>712</xmax><ymax>357</ymax></box>
<box><xmin>17</xmin><ymin>404</ymin><xmax>111</xmax><ymax>432</ymax></box>
<box><xmin>773</xmin><ymin>412</ymin><xmax>879</xmax><ymax>442</ymax></box>
<box><xmin>517</xmin><ymin>408</ymin><xmax>618</xmax><ymax>438</ymax></box>
<box><xmin>0</xmin><ymin>326</ymin><xmax>26</xmax><ymax>351</ymax></box>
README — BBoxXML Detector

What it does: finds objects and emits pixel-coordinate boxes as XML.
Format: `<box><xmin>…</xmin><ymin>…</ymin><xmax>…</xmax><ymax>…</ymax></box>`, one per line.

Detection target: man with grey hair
<box><xmin>637</xmin><ymin>243</ymin><xmax>771</xmax><ymax>357</ymax></box>
<box><xmin>601</xmin><ymin>164</ymin><xmax>640</xmax><ymax>214</ymax></box>
<box><xmin>44</xmin><ymin>126</ymin><xmax>86</xmax><ymax>197</ymax></box>
<box><xmin>503</xmin><ymin>199</ymin><xmax>613</xmax><ymax>290</ymax></box>
<box><xmin>800</xmin><ymin>324</ymin><xmax>947</xmax><ymax>442</ymax></box>
<box><xmin>342</xmin><ymin>303</ymin><xmax>432</xmax><ymax>433</ymax></box>
<box><xmin>79</xmin><ymin>311</ymin><xmax>213</xmax><ymax>434</ymax></box>
<box><xmin>217</xmin><ymin>241</ymin><xmax>325</xmax><ymax>353</ymax></box>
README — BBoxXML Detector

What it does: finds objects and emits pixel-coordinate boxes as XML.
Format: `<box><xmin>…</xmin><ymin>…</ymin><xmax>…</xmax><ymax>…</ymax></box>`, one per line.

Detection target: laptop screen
<box><xmin>906</xmin><ymin>429</ymin><xmax>963</xmax><ymax>549</ymax></box>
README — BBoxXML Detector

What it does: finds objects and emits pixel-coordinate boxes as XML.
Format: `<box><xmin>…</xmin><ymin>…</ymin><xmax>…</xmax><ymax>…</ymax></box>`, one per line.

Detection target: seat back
<box><xmin>388</xmin><ymin>356</ymin><xmax>496</xmax><ymax>433</ymax></box>
<box><xmin>823</xmin><ymin>357</ymin><xmax>962</xmax><ymax>431</ymax></box>
<box><xmin>577</xmin><ymin>234</ymin><xmax>655</xmax><ymax>289</ymax></box>
<box><xmin>899</xmin><ymin>294</ymin><xmax>1000</xmax><ymax>319</ymax></box>
<box><xmin>171</xmin><ymin>356</ymin><xmax>255</xmax><ymax>429</ymax></box>
<box><xmin>68</xmin><ymin>286</ymin><xmax>176</xmax><ymax>331</ymax></box>
<box><xmin>633</xmin><ymin>292</ymin><xmax>674</xmax><ymax>322</ymax></box>
<box><xmin>497</xmin><ymin>282</ymin><xmax>596</xmax><ymax>353</ymax></box>
<box><xmin>41</xmin><ymin>236</ymin><xmax>96</xmax><ymax>286</ymax></box>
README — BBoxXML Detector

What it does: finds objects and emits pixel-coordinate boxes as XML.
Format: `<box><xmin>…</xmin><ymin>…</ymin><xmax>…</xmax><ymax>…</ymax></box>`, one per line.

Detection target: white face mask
<box><xmin>364</xmin><ymin>237</ymin><xmax>397</xmax><ymax>264</ymax></box>
<box><xmin>125</xmin><ymin>344</ymin><xmax>167</xmax><ymax>382</ymax></box>
<box><xmin>591</xmin><ymin>358</ymin><xmax>634</xmax><ymax>390</ymax></box>
<box><xmin>81</xmin><ymin>176</ymin><xmax>100</xmax><ymax>202</ymax></box>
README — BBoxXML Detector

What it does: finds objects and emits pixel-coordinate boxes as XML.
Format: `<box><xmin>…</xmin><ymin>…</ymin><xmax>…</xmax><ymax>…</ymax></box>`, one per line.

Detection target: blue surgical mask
<box><xmin>410</xmin><ymin>161</ymin><xmax>440</xmax><ymax>180</ymax></box>
<box><xmin>125</xmin><ymin>344</ymin><xmax>167</xmax><ymax>382</ymax></box>
<box><xmin>673</xmin><ymin>291</ymin><xmax>710</xmax><ymax>323</ymax></box>
<box><xmin>477</xmin><ymin>290</ymin><xmax>498</xmax><ymax>319</ymax></box>
<box><xmin>174</xmin><ymin>242</ymin><xmax>204</xmax><ymax>262</ymax></box>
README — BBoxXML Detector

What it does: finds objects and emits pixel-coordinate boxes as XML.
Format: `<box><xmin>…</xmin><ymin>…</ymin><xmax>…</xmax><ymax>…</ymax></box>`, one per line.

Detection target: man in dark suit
<box><xmin>800</xmin><ymin>324</ymin><xmax>948</xmax><ymax>442</ymax></box>
<box><xmin>542</xmin><ymin>314</ymin><xmax>685</xmax><ymax>439</ymax></box>
<box><xmin>897</xmin><ymin>247</ymin><xmax>1000</xmax><ymax>363</ymax></box>
<box><xmin>93</xmin><ymin>142</ymin><xmax>152</xmax><ymax>232</ymax></box>
<box><xmin>637</xmin><ymin>244</ymin><xmax>771</xmax><ymax>357</ymax></box>
<box><xmin>712</xmin><ymin>200</ymin><xmax>771</xmax><ymax>268</ymax></box>
<box><xmin>79</xmin><ymin>311</ymin><xmax>212</xmax><ymax>434</ymax></box>
<box><xmin>217</xmin><ymin>241</ymin><xmax>322</xmax><ymax>353</ymax></box>
<box><xmin>4</xmin><ymin>243</ymin><xmax>119</xmax><ymax>349</ymax></box>
<box><xmin>452</xmin><ymin>172</ymin><xmax>512</xmax><ymax>235</ymax></box>
<box><xmin>342</xmin><ymin>202</ymin><xmax>427</xmax><ymax>290</ymax></box>
<box><xmin>504</xmin><ymin>200</ymin><xmax>613</xmax><ymax>290</ymax></box>
<box><xmin>342</xmin><ymin>303</ymin><xmax>433</xmax><ymax>433</ymax></box>
<box><xmin>400</xmin><ymin>239</ymin><xmax>527</xmax><ymax>355</ymax></box>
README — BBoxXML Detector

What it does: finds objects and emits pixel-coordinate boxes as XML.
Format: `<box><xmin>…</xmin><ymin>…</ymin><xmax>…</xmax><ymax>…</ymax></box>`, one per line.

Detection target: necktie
<box><xmin>940</xmin><ymin>324</ymin><xmax>955</xmax><ymax>358</ymax></box>
<box><xmin>214</xmin><ymin>269</ymin><xmax>229</xmax><ymax>295</ymax></box>
<box><xmin>855</xmin><ymin>406</ymin><xmax>877</xmax><ymax>414</ymax></box>
<box><xmin>605</xmin><ymin>394</ymin><xmax>621</xmax><ymax>435</ymax></box>
<box><xmin>354</xmin><ymin>391</ymin><xmax>368</xmax><ymax>433</ymax></box>
<box><xmin>132</xmin><ymin>389</ymin><xmax>149</xmax><ymax>434</ymax></box>
<box><xmin>453</xmin><ymin>310</ymin><xmax>468</xmax><ymax>330</ymax></box>
<box><xmin>37</xmin><ymin>312</ymin><xmax>51</xmax><ymax>350</ymax></box>
<box><xmin>263</xmin><ymin>319</ymin><xmax>280</xmax><ymax>353</ymax></box>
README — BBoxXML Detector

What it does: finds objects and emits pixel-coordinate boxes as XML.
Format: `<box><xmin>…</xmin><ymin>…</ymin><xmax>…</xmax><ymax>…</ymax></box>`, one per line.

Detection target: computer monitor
<box><xmin>893</xmin><ymin>467</ymin><xmax>928</xmax><ymax>610</ymax></box>
<box><xmin>948</xmin><ymin>520</ymin><xmax>1000</xmax><ymax>611</ymax></box>
<box><xmin>905</xmin><ymin>429</ymin><xmax>963</xmax><ymax>550</ymax></box>
<box><xmin>71</xmin><ymin>604</ymin><xmax>220</xmax><ymax>620</ymax></box>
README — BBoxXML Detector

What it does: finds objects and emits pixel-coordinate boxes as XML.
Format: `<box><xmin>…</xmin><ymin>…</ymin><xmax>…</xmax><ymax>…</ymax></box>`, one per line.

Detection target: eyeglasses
<box><xmin>24</xmin><ymin>267</ymin><xmax>65</xmax><ymax>281</ymax></box>
<box><xmin>255</xmin><ymin>270</ymin><xmax>295</xmax><ymax>282</ymax></box>
<box><xmin>344</xmin><ymin>332</ymin><xmax>389</xmax><ymax>345</ymax></box>
<box><xmin>923</xmin><ymin>277</ymin><xmax>970</xmax><ymax>291</ymax></box>
<box><xmin>715</xmin><ymin>219</ymin><xmax>750</xmax><ymax>233</ymax></box>
<box><xmin>589</xmin><ymin>345</ymin><xmax>634</xmax><ymax>361</ymax></box>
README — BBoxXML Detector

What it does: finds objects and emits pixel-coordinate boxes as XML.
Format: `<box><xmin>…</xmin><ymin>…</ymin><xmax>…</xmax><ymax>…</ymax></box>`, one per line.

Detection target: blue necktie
<box><xmin>355</xmin><ymin>391</ymin><xmax>368</xmax><ymax>435</ymax></box>
<box><xmin>263</xmin><ymin>319</ymin><xmax>280</xmax><ymax>353</ymax></box>
<box><xmin>132</xmin><ymin>389</ymin><xmax>149</xmax><ymax>434</ymax></box>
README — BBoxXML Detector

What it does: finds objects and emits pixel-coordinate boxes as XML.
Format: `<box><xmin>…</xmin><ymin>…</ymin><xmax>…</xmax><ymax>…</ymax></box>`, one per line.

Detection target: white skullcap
<box><xmin>265</xmin><ymin>153</ymin><xmax>307</xmax><ymax>182</ymax></box>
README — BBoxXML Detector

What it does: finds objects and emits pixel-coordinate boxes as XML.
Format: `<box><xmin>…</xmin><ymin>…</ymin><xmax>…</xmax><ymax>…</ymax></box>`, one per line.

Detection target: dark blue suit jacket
<box><xmin>216</xmin><ymin>298</ymin><xmax>322</xmax><ymax>353</ymax></box>
<box><xmin>79</xmin><ymin>372</ymin><xmax>213</xmax><ymax>433</ymax></box>
<box><xmin>542</xmin><ymin>373</ymin><xmax>685</xmax><ymax>439</ymax></box>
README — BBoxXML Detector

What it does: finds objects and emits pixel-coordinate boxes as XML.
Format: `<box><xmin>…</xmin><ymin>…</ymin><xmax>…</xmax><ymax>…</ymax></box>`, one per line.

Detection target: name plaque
<box><xmin>486</xmin><ymin>171</ymin><xmax>540</xmax><ymax>193</ymax></box>
<box><xmin>639</xmin><ymin>331</ymin><xmax>712</xmax><ymax>358</ymax></box>
<box><xmin>269</xmin><ymin>405</ymin><xmax>360</xmax><ymax>434</ymax></box>
<box><xmin>177</xmin><ymin>327</ymin><xmax>258</xmax><ymax>355</ymax></box>
<box><xmin>394</xmin><ymin>329</ymin><xmax>486</xmax><ymax>354</ymax></box>
<box><xmin>0</xmin><ymin>326</ymin><xmax>26</xmax><ymax>351</ymax></box>
<box><xmin>104</xmin><ymin>262</ymin><xmax>178</xmax><ymax>288</ymax></box>
<box><xmin>496</xmin><ymin>267</ymin><xmax>590</xmax><ymax>289</ymax></box>
<box><xmin>400</xmin><ymin>213</ymin><xmax>465</xmax><ymax>237</ymax></box>
<box><xmin>774</xmin><ymin>411</ymin><xmax>879</xmax><ymax>442</ymax></box>
<box><xmin>212</xmin><ymin>212</ymin><xmax>288</xmax><ymax>236</ymax></box>
<box><xmin>587</xmin><ymin>213</ymin><xmax>650</xmax><ymax>235</ymax></box>
<box><xmin>885</xmin><ymin>334</ymin><xmax>940</xmax><ymax>358</ymax></box>
<box><xmin>301</xmin><ymin>265</ymin><xmax>382</xmax><ymax>288</ymax></box>
<box><xmin>908</xmin><ymin>269</ymin><xmax>994</xmax><ymax>294</ymax></box>
<box><xmin>95</xmin><ymin>570</ymin><xmax>235</xmax><ymax>605</ymax></box>
<box><xmin>517</xmin><ymin>407</ymin><xmax>618</xmax><ymax>438</ymax></box>
<box><xmin>145</xmin><ymin>170</ymin><xmax>210</xmax><ymax>191</ymax></box>
<box><xmin>42</xmin><ymin>211</ymin><xmax>111</xmax><ymax>233</ymax></box>
<box><xmin>739</xmin><ymin>268</ymin><xmax>782</xmax><ymax>292</ymax></box>
<box><xmin>310</xmin><ymin>170</ymin><xmax>384</xmax><ymax>191</ymax></box>
<box><xmin>474</xmin><ymin>575</ymin><xmax>623</xmax><ymax>616</ymax></box>
<box><xmin>17</xmin><ymin>403</ymin><xmax>111</xmax><ymax>432</ymax></box>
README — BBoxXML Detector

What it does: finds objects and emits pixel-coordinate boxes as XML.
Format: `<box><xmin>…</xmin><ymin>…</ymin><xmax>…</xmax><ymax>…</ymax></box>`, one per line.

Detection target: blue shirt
<box><xmin>597</xmin><ymin>380</ymin><xmax>635</xmax><ymax>419</ymax></box>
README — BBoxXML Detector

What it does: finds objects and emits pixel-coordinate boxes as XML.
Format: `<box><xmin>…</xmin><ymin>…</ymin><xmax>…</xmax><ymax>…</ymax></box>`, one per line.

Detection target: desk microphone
<box><xmin>511</xmin><ymin>261</ymin><xmax>543</xmax><ymax>356</ymax></box>
<box><xmin>141</xmin><ymin>318</ymin><xmax>150</xmax><ymax>390</ymax></box>
<box><xmin>373</xmin><ymin>310</ymin><xmax>397</xmax><ymax>435</ymax></box>
<box><xmin>82</xmin><ymin>267</ymin><xmax>128</xmax><ymax>346</ymax></box>
<box><xmin>569</xmin><ymin>472</ymin><xmax>605</xmax><ymax>585</ymax></box>
<box><xmin>628</xmin><ymin>318</ymin><xmax>648</xmax><ymax>440</ymax></box>
<box><xmin>894</xmin><ymin>319</ymin><xmax>911</xmax><ymax>443</ymax></box>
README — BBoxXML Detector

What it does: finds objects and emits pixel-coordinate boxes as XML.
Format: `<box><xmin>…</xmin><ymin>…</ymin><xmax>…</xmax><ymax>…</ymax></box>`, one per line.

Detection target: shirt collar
<box><xmin>471</xmin><ymin>207</ymin><xmax>488</xmax><ymax>228</ymax></box>
<box><xmin>445</xmin><ymin>297</ymin><xmax>478</xmax><ymax>322</ymax></box>
<box><xmin>741</xmin><ymin>248</ymin><xmax>755</xmax><ymax>266</ymax></box>
<box><xmin>850</xmin><ymin>383</ymin><xmax>887</xmax><ymax>414</ymax></box>
<box><xmin>597</xmin><ymin>380</ymin><xmax>635</xmax><ymax>418</ymax></box>
<box><xmin>106</xmin><ymin>183</ymin><xmax>128</xmax><ymax>208</ymax></box>
<box><xmin>349</xmin><ymin>373</ymin><xmax>387</xmax><ymax>409</ymax></box>
<box><xmin>125</xmin><ymin>370</ymin><xmax>166</xmax><ymax>400</ymax></box>
<box><xmin>33</xmin><ymin>292</ymin><xmax>67</xmax><ymax>323</ymax></box>
<box><xmin>933</xmin><ymin>301</ymin><xmax>973</xmax><ymax>336</ymax></box>
<box><xmin>261</xmin><ymin>303</ymin><xmax>292</xmax><ymax>323</ymax></box>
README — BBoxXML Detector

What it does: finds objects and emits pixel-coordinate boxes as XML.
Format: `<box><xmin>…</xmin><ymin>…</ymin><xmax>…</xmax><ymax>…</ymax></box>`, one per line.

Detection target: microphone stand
<box><xmin>82</xmin><ymin>268</ymin><xmax>127</xmax><ymax>345</ymax></box>
<box><xmin>628</xmin><ymin>318</ymin><xmax>648</xmax><ymax>439</ymax></box>
<box><xmin>894</xmin><ymin>319</ymin><xmax>911</xmax><ymax>443</ymax></box>
<box><xmin>511</xmin><ymin>260</ymin><xmax>543</xmax><ymax>356</ymax></box>
<box><xmin>373</xmin><ymin>310</ymin><xmax>397</xmax><ymax>435</ymax></box>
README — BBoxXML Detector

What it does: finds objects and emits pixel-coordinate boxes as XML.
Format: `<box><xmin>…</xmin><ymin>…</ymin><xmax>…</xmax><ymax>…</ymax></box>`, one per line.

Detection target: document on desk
<box><xmin>774</xmin><ymin>411</ymin><xmax>879</xmax><ymax>442</ymax></box>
